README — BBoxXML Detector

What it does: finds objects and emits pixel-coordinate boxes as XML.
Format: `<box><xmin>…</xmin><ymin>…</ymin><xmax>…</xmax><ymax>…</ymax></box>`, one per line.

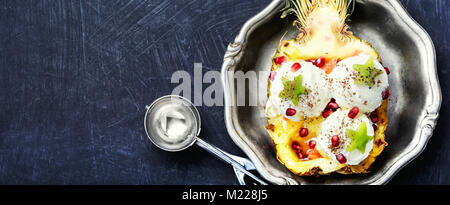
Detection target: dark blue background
<box><xmin>0</xmin><ymin>0</ymin><xmax>448</xmax><ymax>185</ymax></box>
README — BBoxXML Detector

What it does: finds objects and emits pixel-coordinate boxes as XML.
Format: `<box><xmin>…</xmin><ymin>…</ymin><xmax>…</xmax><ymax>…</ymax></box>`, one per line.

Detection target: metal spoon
<box><xmin>144</xmin><ymin>95</ymin><xmax>267</xmax><ymax>185</ymax></box>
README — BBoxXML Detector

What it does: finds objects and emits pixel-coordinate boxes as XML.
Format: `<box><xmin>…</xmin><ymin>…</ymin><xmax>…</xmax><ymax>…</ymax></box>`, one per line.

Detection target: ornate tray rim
<box><xmin>221</xmin><ymin>0</ymin><xmax>442</xmax><ymax>185</ymax></box>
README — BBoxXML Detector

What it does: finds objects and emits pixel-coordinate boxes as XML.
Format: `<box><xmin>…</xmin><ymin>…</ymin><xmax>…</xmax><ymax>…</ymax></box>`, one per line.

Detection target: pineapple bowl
<box><xmin>265</xmin><ymin>0</ymin><xmax>390</xmax><ymax>176</ymax></box>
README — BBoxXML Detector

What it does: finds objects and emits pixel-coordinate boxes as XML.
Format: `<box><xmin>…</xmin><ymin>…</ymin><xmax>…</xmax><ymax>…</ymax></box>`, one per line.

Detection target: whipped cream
<box><xmin>265</xmin><ymin>61</ymin><xmax>330</xmax><ymax>121</ymax></box>
<box><xmin>327</xmin><ymin>54</ymin><xmax>389</xmax><ymax>113</ymax></box>
<box><xmin>314</xmin><ymin>109</ymin><xmax>374</xmax><ymax>165</ymax></box>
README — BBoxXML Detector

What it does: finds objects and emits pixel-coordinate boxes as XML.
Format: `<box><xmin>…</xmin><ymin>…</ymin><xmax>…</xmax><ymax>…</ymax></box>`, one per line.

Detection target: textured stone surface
<box><xmin>0</xmin><ymin>0</ymin><xmax>448</xmax><ymax>184</ymax></box>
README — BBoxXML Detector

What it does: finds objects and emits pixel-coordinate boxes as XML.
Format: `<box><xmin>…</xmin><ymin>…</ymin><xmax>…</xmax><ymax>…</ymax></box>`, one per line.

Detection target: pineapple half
<box><xmin>265</xmin><ymin>0</ymin><xmax>388</xmax><ymax>175</ymax></box>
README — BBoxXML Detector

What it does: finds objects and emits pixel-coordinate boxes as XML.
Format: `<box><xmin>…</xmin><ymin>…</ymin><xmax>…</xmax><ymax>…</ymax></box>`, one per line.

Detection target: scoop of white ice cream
<box><xmin>265</xmin><ymin>61</ymin><xmax>330</xmax><ymax>121</ymax></box>
<box><xmin>313</xmin><ymin>109</ymin><xmax>374</xmax><ymax>165</ymax></box>
<box><xmin>327</xmin><ymin>54</ymin><xmax>389</xmax><ymax>113</ymax></box>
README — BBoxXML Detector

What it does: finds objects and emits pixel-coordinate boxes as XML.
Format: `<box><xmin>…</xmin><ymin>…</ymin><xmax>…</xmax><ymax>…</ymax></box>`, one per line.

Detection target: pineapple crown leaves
<box><xmin>278</xmin><ymin>75</ymin><xmax>309</xmax><ymax>106</ymax></box>
<box><xmin>281</xmin><ymin>0</ymin><xmax>355</xmax><ymax>30</ymax></box>
<box><xmin>345</xmin><ymin>122</ymin><xmax>373</xmax><ymax>154</ymax></box>
<box><xmin>353</xmin><ymin>57</ymin><xmax>384</xmax><ymax>87</ymax></box>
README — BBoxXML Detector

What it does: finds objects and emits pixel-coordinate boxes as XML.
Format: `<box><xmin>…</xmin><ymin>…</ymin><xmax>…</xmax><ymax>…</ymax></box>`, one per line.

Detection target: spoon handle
<box><xmin>195</xmin><ymin>138</ymin><xmax>267</xmax><ymax>185</ymax></box>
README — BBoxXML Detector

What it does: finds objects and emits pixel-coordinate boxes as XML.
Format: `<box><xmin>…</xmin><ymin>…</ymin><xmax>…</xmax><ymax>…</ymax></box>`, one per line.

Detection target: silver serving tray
<box><xmin>221</xmin><ymin>0</ymin><xmax>441</xmax><ymax>185</ymax></box>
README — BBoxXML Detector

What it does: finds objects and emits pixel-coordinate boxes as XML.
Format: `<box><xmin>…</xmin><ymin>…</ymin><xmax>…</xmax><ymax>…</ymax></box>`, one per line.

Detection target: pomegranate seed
<box><xmin>313</xmin><ymin>57</ymin><xmax>326</xmax><ymax>67</ymax></box>
<box><xmin>330</xmin><ymin>98</ymin><xmax>336</xmax><ymax>103</ymax></box>
<box><xmin>291</xmin><ymin>142</ymin><xmax>301</xmax><ymax>151</ymax></box>
<box><xmin>297</xmin><ymin>152</ymin><xmax>304</xmax><ymax>159</ymax></box>
<box><xmin>331</xmin><ymin>135</ymin><xmax>340</xmax><ymax>147</ymax></box>
<box><xmin>291</xmin><ymin>63</ymin><xmax>301</xmax><ymax>72</ymax></box>
<box><xmin>348</xmin><ymin>107</ymin><xmax>359</xmax><ymax>119</ymax></box>
<box><xmin>382</xmin><ymin>89</ymin><xmax>390</xmax><ymax>100</ymax></box>
<box><xmin>286</xmin><ymin>108</ymin><xmax>296</xmax><ymax>116</ymax></box>
<box><xmin>336</xmin><ymin>153</ymin><xmax>347</xmax><ymax>164</ymax></box>
<box><xmin>322</xmin><ymin>109</ymin><xmax>333</xmax><ymax>118</ymax></box>
<box><xmin>269</xmin><ymin>71</ymin><xmax>277</xmax><ymax>81</ymax></box>
<box><xmin>308</xmin><ymin>140</ymin><xmax>317</xmax><ymax>149</ymax></box>
<box><xmin>372</xmin><ymin>124</ymin><xmax>378</xmax><ymax>131</ymax></box>
<box><xmin>274</xmin><ymin>56</ymin><xmax>286</xmax><ymax>64</ymax></box>
<box><xmin>327</xmin><ymin>102</ymin><xmax>339</xmax><ymax>111</ymax></box>
<box><xmin>384</xmin><ymin>67</ymin><xmax>390</xmax><ymax>75</ymax></box>
<box><xmin>371</xmin><ymin>116</ymin><xmax>378</xmax><ymax>123</ymax></box>
<box><xmin>299</xmin><ymin>128</ymin><xmax>309</xmax><ymax>137</ymax></box>
<box><xmin>370</xmin><ymin>112</ymin><xmax>378</xmax><ymax>123</ymax></box>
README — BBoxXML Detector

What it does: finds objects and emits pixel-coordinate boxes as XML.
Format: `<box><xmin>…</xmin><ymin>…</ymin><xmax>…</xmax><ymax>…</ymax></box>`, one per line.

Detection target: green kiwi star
<box><xmin>278</xmin><ymin>75</ymin><xmax>308</xmax><ymax>106</ymax></box>
<box><xmin>353</xmin><ymin>57</ymin><xmax>383</xmax><ymax>87</ymax></box>
<box><xmin>346</xmin><ymin>122</ymin><xmax>373</xmax><ymax>154</ymax></box>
